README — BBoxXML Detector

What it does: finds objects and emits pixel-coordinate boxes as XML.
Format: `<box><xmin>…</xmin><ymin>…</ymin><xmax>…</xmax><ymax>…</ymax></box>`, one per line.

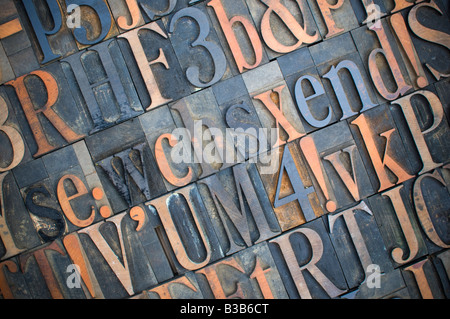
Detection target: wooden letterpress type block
<box><xmin>433</xmin><ymin>249</ymin><xmax>450</xmax><ymax>298</ymax></box>
<box><xmin>269</xmin><ymin>217</ymin><xmax>348</xmax><ymax>299</ymax></box>
<box><xmin>367</xmin><ymin>180</ymin><xmax>428</xmax><ymax>268</ymax></box>
<box><xmin>402</xmin><ymin>257</ymin><xmax>446</xmax><ymax>299</ymax></box>
<box><xmin>245</xmin><ymin>0</ymin><xmax>320</xmax><ymax>59</ymax></box>
<box><xmin>311</xmin><ymin>33</ymin><xmax>379</xmax><ymax>125</ymax></box>
<box><xmin>140</xmin><ymin>105</ymin><xmax>202</xmax><ymax>191</ymax></box>
<box><xmin>147</xmin><ymin>184</ymin><xmax>223</xmax><ymax>274</ymax></box>
<box><xmin>195</xmin><ymin>242</ymin><xmax>288</xmax><ymax>299</ymax></box>
<box><xmin>408</xmin><ymin>168</ymin><xmax>450</xmax><ymax>255</ymax></box>
<box><xmin>242</xmin><ymin>61</ymin><xmax>306</xmax><ymax>150</ymax></box>
<box><xmin>299</xmin><ymin>121</ymin><xmax>376</xmax><ymax>213</ymax></box>
<box><xmin>146</xmin><ymin>273</ymin><xmax>204</xmax><ymax>299</ymax></box>
<box><xmin>20</xmin><ymin>178</ymin><xmax>67</xmax><ymax>243</ymax></box>
<box><xmin>164</xmin><ymin>2</ymin><xmax>232</xmax><ymax>91</ymax></box>
<box><xmin>197</xmin><ymin>161</ymin><xmax>280</xmax><ymax>256</ymax></box>
<box><xmin>435</xmin><ymin>78</ymin><xmax>450</xmax><ymax>123</ymax></box>
<box><xmin>58</xmin><ymin>0</ymin><xmax>118</xmax><ymax>50</ymax></box>
<box><xmin>19</xmin><ymin>240</ymin><xmax>86</xmax><ymax>299</ymax></box>
<box><xmin>0</xmin><ymin>171</ymin><xmax>41</xmax><ymax>261</ymax></box>
<box><xmin>170</xmin><ymin>88</ymin><xmax>239</xmax><ymax>179</ymax></box>
<box><xmin>0</xmin><ymin>257</ymin><xmax>31</xmax><ymax>298</ymax></box>
<box><xmin>278</xmin><ymin>47</ymin><xmax>334</xmax><ymax>133</ymax></box>
<box><xmin>351</xmin><ymin>18</ymin><xmax>414</xmax><ymax>102</ymax></box>
<box><xmin>62</xmin><ymin>39</ymin><xmax>144</xmax><ymax>134</ymax></box>
<box><xmin>206</xmin><ymin>0</ymin><xmax>269</xmax><ymax>74</ymax></box>
<box><xmin>0</xmin><ymin>44</ymin><xmax>14</xmax><ymax>84</ymax></box>
<box><xmin>326</xmin><ymin>201</ymin><xmax>393</xmax><ymax>289</ymax></box>
<box><xmin>86</xmin><ymin>120</ymin><xmax>165</xmax><ymax>212</ymax></box>
<box><xmin>0</xmin><ymin>87</ymin><xmax>31</xmax><ymax>172</ymax></box>
<box><xmin>16</xmin><ymin>0</ymin><xmax>78</xmax><ymax>64</ymax></box>
<box><xmin>390</xmin><ymin>87</ymin><xmax>450</xmax><ymax>175</ymax></box>
<box><xmin>349</xmin><ymin>104</ymin><xmax>415</xmax><ymax>192</ymax></box>
<box><xmin>306</xmin><ymin>0</ymin><xmax>359</xmax><ymax>39</ymax></box>
<box><xmin>118</xmin><ymin>20</ymin><xmax>191</xmax><ymax>111</ymax></box>
<box><xmin>63</xmin><ymin>208</ymin><xmax>175</xmax><ymax>298</ymax></box>
<box><xmin>212</xmin><ymin>74</ymin><xmax>268</xmax><ymax>160</ymax></box>
<box><xmin>5</xmin><ymin>62</ymin><xmax>90</xmax><ymax>158</ymax></box>
<box><xmin>256</xmin><ymin>142</ymin><xmax>324</xmax><ymax>231</ymax></box>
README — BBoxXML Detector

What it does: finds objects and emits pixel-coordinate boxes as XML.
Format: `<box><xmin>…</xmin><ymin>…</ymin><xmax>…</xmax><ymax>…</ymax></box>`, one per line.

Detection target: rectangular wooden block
<box><xmin>197</xmin><ymin>161</ymin><xmax>281</xmax><ymax>256</ymax></box>
<box><xmin>300</xmin><ymin>120</ymin><xmax>376</xmax><ymax>212</ymax></box>
<box><xmin>195</xmin><ymin>242</ymin><xmax>288</xmax><ymax>299</ymax></box>
<box><xmin>326</xmin><ymin>201</ymin><xmax>393</xmax><ymax>289</ymax></box>
<box><xmin>0</xmin><ymin>257</ymin><xmax>32</xmax><ymax>298</ymax></box>
<box><xmin>163</xmin><ymin>2</ymin><xmax>233</xmax><ymax>91</ymax></box>
<box><xmin>256</xmin><ymin>141</ymin><xmax>325</xmax><ymax>231</ymax></box>
<box><xmin>145</xmin><ymin>272</ymin><xmax>204</xmax><ymax>299</ymax></box>
<box><xmin>269</xmin><ymin>217</ymin><xmax>348</xmax><ymax>299</ymax></box>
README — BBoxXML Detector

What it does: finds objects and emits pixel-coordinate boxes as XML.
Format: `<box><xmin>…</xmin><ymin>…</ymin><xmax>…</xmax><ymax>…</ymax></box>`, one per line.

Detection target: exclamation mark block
<box><xmin>299</xmin><ymin>136</ymin><xmax>337</xmax><ymax>213</ymax></box>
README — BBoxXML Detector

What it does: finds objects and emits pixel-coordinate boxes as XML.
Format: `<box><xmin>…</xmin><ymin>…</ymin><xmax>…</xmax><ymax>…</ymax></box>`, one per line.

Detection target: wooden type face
<box><xmin>61</xmin><ymin>38</ymin><xmax>144</xmax><ymax>134</ymax></box>
<box><xmin>306</xmin><ymin>0</ymin><xmax>359</xmax><ymax>39</ymax></box>
<box><xmin>242</xmin><ymin>61</ymin><xmax>306</xmax><ymax>150</ymax></box>
<box><xmin>197</xmin><ymin>161</ymin><xmax>281</xmax><ymax>256</ymax></box>
<box><xmin>299</xmin><ymin>120</ymin><xmax>376</xmax><ymax>213</ymax></box>
<box><xmin>207</xmin><ymin>0</ymin><xmax>269</xmax><ymax>74</ymax></box>
<box><xmin>117</xmin><ymin>20</ymin><xmax>191</xmax><ymax>111</ymax></box>
<box><xmin>256</xmin><ymin>141</ymin><xmax>324</xmax><ymax>232</ymax></box>
<box><xmin>16</xmin><ymin>0</ymin><xmax>79</xmax><ymax>64</ymax></box>
<box><xmin>246</xmin><ymin>0</ymin><xmax>320</xmax><ymax>60</ymax></box>
<box><xmin>269</xmin><ymin>217</ymin><xmax>348</xmax><ymax>299</ymax></box>
<box><xmin>5</xmin><ymin>62</ymin><xmax>90</xmax><ymax>159</ymax></box>
<box><xmin>145</xmin><ymin>272</ymin><xmax>205</xmax><ymax>299</ymax></box>
<box><xmin>195</xmin><ymin>242</ymin><xmax>288</xmax><ymax>299</ymax></box>
<box><xmin>146</xmin><ymin>183</ymin><xmax>224</xmax><ymax>274</ymax></box>
<box><xmin>326</xmin><ymin>201</ymin><xmax>393</xmax><ymax>289</ymax></box>
<box><xmin>164</xmin><ymin>3</ymin><xmax>232</xmax><ymax>91</ymax></box>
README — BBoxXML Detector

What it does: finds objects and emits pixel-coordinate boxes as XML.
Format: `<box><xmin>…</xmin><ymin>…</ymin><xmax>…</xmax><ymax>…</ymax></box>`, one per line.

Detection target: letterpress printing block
<box><xmin>409</xmin><ymin>168</ymin><xmax>450</xmax><ymax>255</ymax></box>
<box><xmin>146</xmin><ymin>272</ymin><xmax>204</xmax><ymax>299</ymax></box>
<box><xmin>16</xmin><ymin>0</ymin><xmax>78</xmax><ymax>64</ymax></box>
<box><xmin>0</xmin><ymin>171</ymin><xmax>41</xmax><ymax>261</ymax></box>
<box><xmin>62</xmin><ymin>39</ymin><xmax>143</xmax><ymax>133</ymax></box>
<box><xmin>402</xmin><ymin>257</ymin><xmax>446</xmax><ymax>299</ymax></box>
<box><xmin>118</xmin><ymin>20</ymin><xmax>191</xmax><ymax>111</ymax></box>
<box><xmin>433</xmin><ymin>250</ymin><xmax>450</xmax><ymax>298</ymax></box>
<box><xmin>196</xmin><ymin>242</ymin><xmax>288</xmax><ymax>299</ymax></box>
<box><xmin>351</xmin><ymin>18</ymin><xmax>414</xmax><ymax>102</ymax></box>
<box><xmin>434</xmin><ymin>78</ymin><xmax>450</xmax><ymax>123</ymax></box>
<box><xmin>6</xmin><ymin>61</ymin><xmax>90</xmax><ymax>158</ymax></box>
<box><xmin>212</xmin><ymin>74</ymin><xmax>268</xmax><ymax>160</ymax></box>
<box><xmin>20</xmin><ymin>178</ymin><xmax>67</xmax><ymax>243</ymax></box>
<box><xmin>390</xmin><ymin>87</ymin><xmax>450</xmax><ymax>174</ymax></box>
<box><xmin>349</xmin><ymin>104</ymin><xmax>415</xmax><ymax>192</ymax></box>
<box><xmin>170</xmin><ymin>88</ymin><xmax>240</xmax><ymax>179</ymax></box>
<box><xmin>243</xmin><ymin>61</ymin><xmax>306</xmax><ymax>150</ymax></box>
<box><xmin>245</xmin><ymin>0</ymin><xmax>320</xmax><ymax>59</ymax></box>
<box><xmin>0</xmin><ymin>257</ymin><xmax>32</xmax><ymax>298</ymax></box>
<box><xmin>278</xmin><ymin>47</ymin><xmax>334</xmax><ymax>133</ymax></box>
<box><xmin>206</xmin><ymin>0</ymin><xmax>269</xmax><ymax>74</ymax></box>
<box><xmin>164</xmin><ymin>3</ymin><xmax>231</xmax><ymax>91</ymax></box>
<box><xmin>140</xmin><ymin>106</ymin><xmax>201</xmax><ymax>191</ymax></box>
<box><xmin>0</xmin><ymin>87</ymin><xmax>30</xmax><ymax>171</ymax></box>
<box><xmin>367</xmin><ymin>180</ymin><xmax>428</xmax><ymax>268</ymax></box>
<box><xmin>306</xmin><ymin>0</ymin><xmax>359</xmax><ymax>39</ymax></box>
<box><xmin>57</xmin><ymin>0</ymin><xmax>118</xmax><ymax>49</ymax></box>
<box><xmin>310</xmin><ymin>33</ymin><xmax>379</xmax><ymax>125</ymax></box>
<box><xmin>0</xmin><ymin>44</ymin><xmax>14</xmax><ymax>84</ymax></box>
<box><xmin>19</xmin><ymin>240</ymin><xmax>86</xmax><ymax>299</ymax></box>
<box><xmin>299</xmin><ymin>121</ymin><xmax>376</xmax><ymax>213</ymax></box>
<box><xmin>256</xmin><ymin>142</ymin><xmax>324</xmax><ymax>231</ymax></box>
<box><xmin>197</xmin><ymin>161</ymin><xmax>280</xmax><ymax>256</ymax></box>
<box><xmin>326</xmin><ymin>201</ymin><xmax>393</xmax><ymax>289</ymax></box>
<box><xmin>269</xmin><ymin>217</ymin><xmax>348</xmax><ymax>299</ymax></box>
<box><xmin>147</xmin><ymin>184</ymin><xmax>223</xmax><ymax>274</ymax></box>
